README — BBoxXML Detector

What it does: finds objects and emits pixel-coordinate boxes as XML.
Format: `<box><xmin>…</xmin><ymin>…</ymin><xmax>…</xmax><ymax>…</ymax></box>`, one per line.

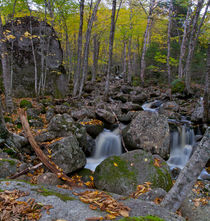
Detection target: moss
<box><xmin>149</xmin><ymin>160</ymin><xmax>172</xmax><ymax>192</ymax></box>
<box><xmin>34</xmin><ymin>187</ymin><xmax>75</xmax><ymax>201</ymax></box>
<box><xmin>0</xmin><ymin>158</ymin><xmax>17</xmax><ymax>166</ymax></box>
<box><xmin>95</xmin><ymin>156</ymin><xmax>137</xmax><ymax>187</ymax></box>
<box><xmin>20</xmin><ymin>99</ymin><xmax>32</xmax><ymax>108</ymax></box>
<box><xmin>171</xmin><ymin>79</ymin><xmax>185</xmax><ymax>93</ymax></box>
<box><xmin>4</xmin><ymin>116</ymin><xmax>13</xmax><ymax>123</ymax></box>
<box><xmin>118</xmin><ymin>215</ymin><xmax>165</xmax><ymax>221</ymax></box>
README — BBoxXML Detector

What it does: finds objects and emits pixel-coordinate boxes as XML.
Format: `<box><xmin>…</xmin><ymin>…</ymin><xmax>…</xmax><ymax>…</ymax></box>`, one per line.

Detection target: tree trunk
<box><xmin>161</xmin><ymin>127</ymin><xmax>210</xmax><ymax>212</ymax></box>
<box><xmin>0</xmin><ymin>15</ymin><xmax>14</xmax><ymax>113</ymax></box>
<box><xmin>0</xmin><ymin>99</ymin><xmax>10</xmax><ymax>139</ymax></box>
<box><xmin>92</xmin><ymin>34</ymin><xmax>100</xmax><ymax>82</ymax></box>
<box><xmin>73</xmin><ymin>0</ymin><xmax>85</xmax><ymax>96</ymax></box>
<box><xmin>140</xmin><ymin>0</ymin><xmax>155</xmax><ymax>85</ymax></box>
<box><xmin>104</xmin><ymin>0</ymin><xmax>117</xmax><ymax>97</ymax></box>
<box><xmin>203</xmin><ymin>43</ymin><xmax>210</xmax><ymax>123</ymax></box>
<box><xmin>123</xmin><ymin>41</ymin><xmax>127</xmax><ymax>82</ymax></box>
<box><xmin>167</xmin><ymin>0</ymin><xmax>173</xmax><ymax>86</ymax></box>
<box><xmin>178</xmin><ymin>0</ymin><xmax>192</xmax><ymax>79</ymax></box>
<box><xmin>78</xmin><ymin>0</ymin><xmax>101</xmax><ymax>97</ymax></box>
<box><xmin>184</xmin><ymin>0</ymin><xmax>207</xmax><ymax>94</ymax></box>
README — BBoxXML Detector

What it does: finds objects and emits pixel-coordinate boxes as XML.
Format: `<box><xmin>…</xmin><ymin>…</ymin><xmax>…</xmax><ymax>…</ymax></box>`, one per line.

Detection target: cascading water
<box><xmin>167</xmin><ymin>125</ymin><xmax>195</xmax><ymax>170</ymax></box>
<box><xmin>85</xmin><ymin>128</ymin><xmax>122</xmax><ymax>171</ymax></box>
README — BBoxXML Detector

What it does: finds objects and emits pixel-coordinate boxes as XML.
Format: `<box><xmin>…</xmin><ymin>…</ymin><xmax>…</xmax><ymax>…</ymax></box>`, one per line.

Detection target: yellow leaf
<box><xmin>119</xmin><ymin>209</ymin><xmax>129</xmax><ymax>217</ymax></box>
<box><xmin>113</xmin><ymin>162</ymin><xmax>118</xmax><ymax>167</ymax></box>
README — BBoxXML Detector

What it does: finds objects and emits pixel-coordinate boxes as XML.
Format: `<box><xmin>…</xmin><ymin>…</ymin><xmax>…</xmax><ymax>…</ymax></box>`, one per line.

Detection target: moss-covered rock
<box><xmin>20</xmin><ymin>99</ymin><xmax>33</xmax><ymax>108</ymax></box>
<box><xmin>0</xmin><ymin>158</ymin><xmax>19</xmax><ymax>178</ymax></box>
<box><xmin>118</xmin><ymin>215</ymin><xmax>165</xmax><ymax>221</ymax></box>
<box><xmin>171</xmin><ymin>79</ymin><xmax>185</xmax><ymax>94</ymax></box>
<box><xmin>94</xmin><ymin>150</ymin><xmax>172</xmax><ymax>195</ymax></box>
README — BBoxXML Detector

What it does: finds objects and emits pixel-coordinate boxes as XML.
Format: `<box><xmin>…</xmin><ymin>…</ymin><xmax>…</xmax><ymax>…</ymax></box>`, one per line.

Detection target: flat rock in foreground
<box><xmin>0</xmin><ymin>180</ymin><xmax>184</xmax><ymax>221</ymax></box>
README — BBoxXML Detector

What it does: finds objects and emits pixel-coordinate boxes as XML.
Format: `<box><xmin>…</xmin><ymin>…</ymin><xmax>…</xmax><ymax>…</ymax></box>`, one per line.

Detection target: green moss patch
<box><xmin>118</xmin><ymin>215</ymin><xmax>165</xmax><ymax>221</ymax></box>
<box><xmin>34</xmin><ymin>187</ymin><xmax>75</xmax><ymax>202</ymax></box>
<box><xmin>171</xmin><ymin>79</ymin><xmax>185</xmax><ymax>93</ymax></box>
<box><xmin>20</xmin><ymin>99</ymin><xmax>33</xmax><ymax>108</ymax></box>
<box><xmin>0</xmin><ymin>158</ymin><xmax>17</xmax><ymax>166</ymax></box>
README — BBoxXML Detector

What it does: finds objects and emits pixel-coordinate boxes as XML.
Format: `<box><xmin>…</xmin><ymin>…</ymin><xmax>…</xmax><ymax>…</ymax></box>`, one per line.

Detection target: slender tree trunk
<box><xmin>140</xmin><ymin>0</ymin><xmax>155</xmax><ymax>85</ymax></box>
<box><xmin>178</xmin><ymin>0</ymin><xmax>192</xmax><ymax>78</ymax></box>
<box><xmin>161</xmin><ymin>127</ymin><xmax>210</xmax><ymax>212</ymax></box>
<box><xmin>0</xmin><ymin>15</ymin><xmax>14</xmax><ymax>113</ymax></box>
<box><xmin>203</xmin><ymin>43</ymin><xmax>210</xmax><ymax>123</ymax></box>
<box><xmin>104</xmin><ymin>0</ymin><xmax>117</xmax><ymax>97</ymax></box>
<box><xmin>184</xmin><ymin>0</ymin><xmax>207</xmax><ymax>94</ymax></box>
<box><xmin>167</xmin><ymin>0</ymin><xmax>173</xmax><ymax>86</ymax></box>
<box><xmin>0</xmin><ymin>99</ymin><xmax>9</xmax><ymax>139</ymax></box>
<box><xmin>92</xmin><ymin>34</ymin><xmax>100</xmax><ymax>82</ymax></box>
<box><xmin>78</xmin><ymin>0</ymin><xmax>101</xmax><ymax>97</ymax></box>
<box><xmin>123</xmin><ymin>41</ymin><xmax>127</xmax><ymax>82</ymax></box>
<box><xmin>73</xmin><ymin>0</ymin><xmax>85</xmax><ymax>96</ymax></box>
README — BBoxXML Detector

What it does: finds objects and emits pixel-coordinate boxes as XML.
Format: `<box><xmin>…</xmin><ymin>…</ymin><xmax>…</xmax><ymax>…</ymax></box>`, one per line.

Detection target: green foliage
<box><xmin>171</xmin><ymin>79</ymin><xmax>185</xmax><ymax>93</ymax></box>
<box><xmin>19</xmin><ymin>100</ymin><xmax>32</xmax><ymax>109</ymax></box>
<box><xmin>118</xmin><ymin>215</ymin><xmax>165</xmax><ymax>221</ymax></box>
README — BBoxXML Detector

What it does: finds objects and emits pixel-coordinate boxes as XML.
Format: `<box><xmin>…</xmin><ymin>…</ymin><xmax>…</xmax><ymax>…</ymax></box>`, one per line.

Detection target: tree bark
<box><xmin>104</xmin><ymin>0</ymin><xmax>117</xmax><ymax>97</ymax></box>
<box><xmin>178</xmin><ymin>0</ymin><xmax>192</xmax><ymax>79</ymax></box>
<box><xmin>167</xmin><ymin>0</ymin><xmax>173</xmax><ymax>86</ymax></box>
<box><xmin>203</xmin><ymin>43</ymin><xmax>210</xmax><ymax>123</ymax></box>
<box><xmin>123</xmin><ymin>41</ymin><xmax>127</xmax><ymax>81</ymax></box>
<box><xmin>92</xmin><ymin>34</ymin><xmax>100</xmax><ymax>82</ymax></box>
<box><xmin>0</xmin><ymin>15</ymin><xmax>14</xmax><ymax>113</ymax></box>
<box><xmin>161</xmin><ymin>127</ymin><xmax>210</xmax><ymax>212</ymax></box>
<box><xmin>184</xmin><ymin>0</ymin><xmax>208</xmax><ymax>94</ymax></box>
<box><xmin>78</xmin><ymin>0</ymin><xmax>101</xmax><ymax>97</ymax></box>
<box><xmin>140</xmin><ymin>0</ymin><xmax>155</xmax><ymax>85</ymax></box>
<box><xmin>73</xmin><ymin>0</ymin><xmax>85</xmax><ymax>96</ymax></box>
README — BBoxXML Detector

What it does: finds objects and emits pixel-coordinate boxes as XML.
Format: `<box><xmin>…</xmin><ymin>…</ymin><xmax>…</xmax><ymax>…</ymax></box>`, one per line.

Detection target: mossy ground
<box><xmin>0</xmin><ymin>158</ymin><xmax>17</xmax><ymax>166</ymax></box>
<box><xmin>118</xmin><ymin>215</ymin><xmax>165</xmax><ymax>221</ymax></box>
<box><xmin>19</xmin><ymin>99</ymin><xmax>33</xmax><ymax>108</ymax></box>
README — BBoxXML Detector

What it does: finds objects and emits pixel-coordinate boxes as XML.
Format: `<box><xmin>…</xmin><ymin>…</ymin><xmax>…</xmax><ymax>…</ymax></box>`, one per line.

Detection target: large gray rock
<box><xmin>96</xmin><ymin>109</ymin><xmax>116</xmax><ymax>124</ymax></box>
<box><xmin>122</xmin><ymin>111</ymin><xmax>170</xmax><ymax>159</ymax></box>
<box><xmin>3</xmin><ymin>16</ymin><xmax>68</xmax><ymax>97</ymax></box>
<box><xmin>0</xmin><ymin>158</ymin><xmax>20</xmax><ymax>178</ymax></box>
<box><xmin>49</xmin><ymin>135</ymin><xmax>86</xmax><ymax>174</ymax></box>
<box><xmin>94</xmin><ymin>150</ymin><xmax>172</xmax><ymax>195</ymax></box>
<box><xmin>191</xmin><ymin>98</ymin><xmax>204</xmax><ymax>123</ymax></box>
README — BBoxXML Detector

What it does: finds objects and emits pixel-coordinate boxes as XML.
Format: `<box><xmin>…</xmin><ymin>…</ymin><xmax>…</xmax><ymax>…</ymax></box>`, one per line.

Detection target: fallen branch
<box><xmin>19</xmin><ymin>109</ymin><xmax>74</xmax><ymax>187</ymax></box>
<box><xmin>9</xmin><ymin>162</ymin><xmax>43</xmax><ymax>179</ymax></box>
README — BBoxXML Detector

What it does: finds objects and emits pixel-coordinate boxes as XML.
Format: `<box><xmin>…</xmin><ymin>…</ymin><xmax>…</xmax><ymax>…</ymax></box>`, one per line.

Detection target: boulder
<box><xmin>131</xmin><ymin>92</ymin><xmax>148</xmax><ymax>104</ymax></box>
<box><xmin>121</xmin><ymin>102</ymin><xmax>143</xmax><ymax>113</ymax></box>
<box><xmin>96</xmin><ymin>109</ymin><xmax>116</xmax><ymax>124</ymax></box>
<box><xmin>3</xmin><ymin>16</ymin><xmax>68</xmax><ymax>97</ymax></box>
<box><xmin>37</xmin><ymin>172</ymin><xmax>63</xmax><ymax>185</ymax></box>
<box><xmin>0</xmin><ymin>158</ymin><xmax>20</xmax><ymax>178</ymax></box>
<box><xmin>122</xmin><ymin>111</ymin><xmax>170</xmax><ymax>159</ymax></box>
<box><xmin>191</xmin><ymin>98</ymin><xmax>204</xmax><ymax>123</ymax></box>
<box><xmin>49</xmin><ymin>135</ymin><xmax>86</xmax><ymax>174</ymax></box>
<box><xmin>71</xmin><ymin>108</ymin><xmax>96</xmax><ymax>121</ymax></box>
<box><xmin>94</xmin><ymin>150</ymin><xmax>172</xmax><ymax>195</ymax></box>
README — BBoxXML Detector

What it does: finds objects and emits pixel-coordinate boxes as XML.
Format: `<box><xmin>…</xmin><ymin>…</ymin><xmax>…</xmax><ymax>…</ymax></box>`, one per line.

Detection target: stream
<box><xmin>85</xmin><ymin>100</ymin><xmax>210</xmax><ymax>180</ymax></box>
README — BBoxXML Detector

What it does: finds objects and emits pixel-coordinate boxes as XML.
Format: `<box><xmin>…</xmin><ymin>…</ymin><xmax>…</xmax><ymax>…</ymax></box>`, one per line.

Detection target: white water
<box><xmin>167</xmin><ymin>125</ymin><xmax>195</xmax><ymax>170</ymax></box>
<box><xmin>85</xmin><ymin>128</ymin><xmax>122</xmax><ymax>171</ymax></box>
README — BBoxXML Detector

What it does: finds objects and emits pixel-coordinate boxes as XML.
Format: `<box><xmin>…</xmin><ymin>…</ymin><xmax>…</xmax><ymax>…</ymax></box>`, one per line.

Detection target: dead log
<box><xmin>19</xmin><ymin>109</ymin><xmax>74</xmax><ymax>187</ymax></box>
<box><xmin>9</xmin><ymin>162</ymin><xmax>43</xmax><ymax>179</ymax></box>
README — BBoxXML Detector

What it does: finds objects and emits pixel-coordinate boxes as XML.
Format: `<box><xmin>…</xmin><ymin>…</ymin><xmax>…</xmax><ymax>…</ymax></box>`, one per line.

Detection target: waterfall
<box><xmin>167</xmin><ymin>125</ymin><xmax>195</xmax><ymax>170</ymax></box>
<box><xmin>85</xmin><ymin>129</ymin><xmax>122</xmax><ymax>171</ymax></box>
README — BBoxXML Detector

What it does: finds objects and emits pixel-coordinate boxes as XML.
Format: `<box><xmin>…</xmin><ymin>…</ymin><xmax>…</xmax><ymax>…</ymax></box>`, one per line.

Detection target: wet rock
<box><xmin>94</xmin><ymin>150</ymin><xmax>172</xmax><ymax>195</ymax></box>
<box><xmin>49</xmin><ymin>135</ymin><xmax>86</xmax><ymax>174</ymax></box>
<box><xmin>121</xmin><ymin>85</ymin><xmax>133</xmax><ymax>94</ymax></box>
<box><xmin>118</xmin><ymin>111</ymin><xmax>138</xmax><ymax>123</ymax></box>
<box><xmin>122</xmin><ymin>111</ymin><xmax>170</xmax><ymax>159</ymax></box>
<box><xmin>159</xmin><ymin>101</ymin><xmax>180</xmax><ymax>118</ymax></box>
<box><xmin>45</xmin><ymin>107</ymin><xmax>55</xmax><ymax>123</ymax></box>
<box><xmin>96</xmin><ymin>109</ymin><xmax>115</xmax><ymax>124</ymax></box>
